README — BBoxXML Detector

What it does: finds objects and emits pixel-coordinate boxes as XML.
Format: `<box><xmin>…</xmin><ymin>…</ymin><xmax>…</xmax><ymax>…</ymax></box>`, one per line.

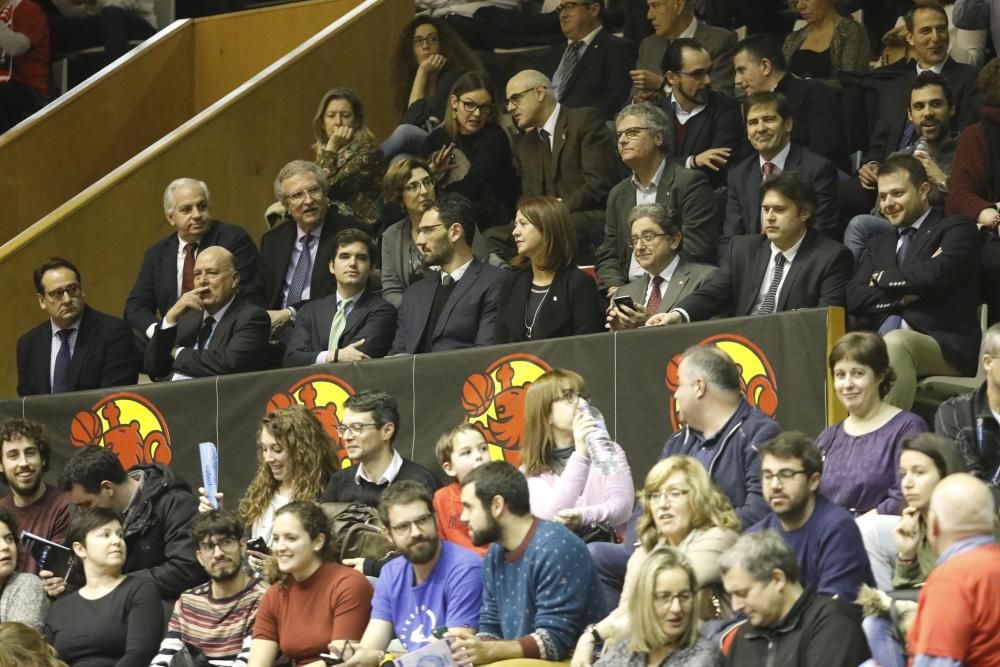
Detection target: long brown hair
<box><xmin>443</xmin><ymin>71</ymin><xmax>495</xmax><ymax>140</ymax></box>
<box><xmin>512</xmin><ymin>196</ymin><xmax>576</xmax><ymax>272</ymax></box>
<box><xmin>390</xmin><ymin>16</ymin><xmax>482</xmax><ymax>116</ymax></box>
<box><xmin>310</xmin><ymin>87</ymin><xmax>376</xmax><ymax>152</ymax></box>
<box><xmin>521</xmin><ymin>369</ymin><xmax>588</xmax><ymax>476</ymax></box>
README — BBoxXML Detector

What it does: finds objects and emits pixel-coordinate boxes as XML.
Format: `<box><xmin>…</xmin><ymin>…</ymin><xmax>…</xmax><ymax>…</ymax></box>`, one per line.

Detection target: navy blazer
<box><xmin>17</xmin><ymin>306</ymin><xmax>139</xmax><ymax>396</ymax></box>
<box><xmin>538</xmin><ymin>28</ymin><xmax>637</xmax><ymax>120</ymax></box>
<box><xmin>389</xmin><ymin>259</ymin><xmax>507</xmax><ymax>354</ymax></box>
<box><xmin>283</xmin><ymin>290</ymin><xmax>396</xmax><ymax>367</ymax></box>
<box><xmin>124</xmin><ymin>220</ymin><xmax>258</xmax><ymax>337</ymax></box>
<box><xmin>661</xmin><ymin>90</ymin><xmax>747</xmax><ymax>189</ymax></box>
<box><xmin>495</xmin><ymin>266</ymin><xmax>603</xmax><ymax>343</ymax></box>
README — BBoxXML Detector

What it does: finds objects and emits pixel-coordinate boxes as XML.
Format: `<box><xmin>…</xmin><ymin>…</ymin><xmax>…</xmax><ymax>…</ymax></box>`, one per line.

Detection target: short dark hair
<box><xmin>904</xmin><ymin>1</ymin><xmax>948</xmax><ymax>33</ymax></box>
<box><xmin>743</xmin><ymin>90</ymin><xmax>792</xmax><ymax>121</ymax></box>
<box><xmin>661</xmin><ymin>37</ymin><xmax>706</xmax><ymax>74</ymax></box>
<box><xmin>275</xmin><ymin>501</ymin><xmax>337</xmax><ymax>561</ymax></box>
<box><xmin>880</xmin><ymin>154</ymin><xmax>929</xmax><ymax>188</ymax></box>
<box><xmin>462</xmin><ymin>461</ymin><xmax>531</xmax><ymax>516</ymax></box>
<box><xmin>829</xmin><ymin>332</ymin><xmax>897</xmax><ymax>399</ymax></box>
<box><xmin>735</xmin><ymin>34</ymin><xmax>787</xmax><ymax>72</ymax></box>
<box><xmin>344</xmin><ymin>390</ymin><xmax>400</xmax><ymax>444</ymax></box>
<box><xmin>628</xmin><ymin>203</ymin><xmax>681</xmax><ymax>239</ymax></box>
<box><xmin>191</xmin><ymin>509</ymin><xmax>245</xmax><ymax>545</ymax></box>
<box><xmin>427</xmin><ymin>192</ymin><xmax>476</xmax><ymax>245</ymax></box>
<box><xmin>759</xmin><ymin>432</ymin><xmax>824</xmax><ymax>477</ymax></box>
<box><xmin>0</xmin><ymin>509</ymin><xmax>20</xmax><ymax>546</ymax></box>
<box><xmin>378</xmin><ymin>480</ymin><xmax>435</xmax><ymax>526</ymax></box>
<box><xmin>760</xmin><ymin>170</ymin><xmax>818</xmax><ymax>218</ymax></box>
<box><xmin>333</xmin><ymin>228</ymin><xmax>377</xmax><ymax>262</ymax></box>
<box><xmin>58</xmin><ymin>445</ymin><xmax>127</xmax><ymax>494</ymax></box>
<box><xmin>719</xmin><ymin>530</ymin><xmax>800</xmax><ymax>584</ymax></box>
<box><xmin>0</xmin><ymin>418</ymin><xmax>51</xmax><ymax>475</ymax></box>
<box><xmin>33</xmin><ymin>258</ymin><xmax>82</xmax><ymax>294</ymax></box>
<box><xmin>910</xmin><ymin>70</ymin><xmax>954</xmax><ymax>109</ymax></box>
<box><xmin>67</xmin><ymin>506</ymin><xmax>121</xmax><ymax>548</ymax></box>
<box><xmin>679</xmin><ymin>345</ymin><xmax>741</xmax><ymax>394</ymax></box>
<box><xmin>901</xmin><ymin>433</ymin><xmax>966</xmax><ymax>478</ymax></box>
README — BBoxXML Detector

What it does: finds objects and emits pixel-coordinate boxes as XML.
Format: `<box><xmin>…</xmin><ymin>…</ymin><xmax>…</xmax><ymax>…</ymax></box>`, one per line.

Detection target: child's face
<box><xmin>446</xmin><ymin>430</ymin><xmax>491</xmax><ymax>482</ymax></box>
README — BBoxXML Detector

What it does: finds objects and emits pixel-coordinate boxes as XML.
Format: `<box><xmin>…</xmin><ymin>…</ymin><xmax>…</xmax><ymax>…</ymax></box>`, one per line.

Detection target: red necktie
<box><xmin>181</xmin><ymin>243</ymin><xmax>196</xmax><ymax>293</ymax></box>
<box><xmin>762</xmin><ymin>161</ymin><xmax>776</xmax><ymax>180</ymax></box>
<box><xmin>646</xmin><ymin>275</ymin><xmax>664</xmax><ymax>313</ymax></box>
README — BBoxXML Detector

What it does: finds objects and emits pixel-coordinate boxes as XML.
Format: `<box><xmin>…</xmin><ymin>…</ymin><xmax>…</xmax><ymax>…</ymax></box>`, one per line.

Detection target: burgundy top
<box><xmin>0</xmin><ymin>485</ymin><xmax>71</xmax><ymax>574</ymax></box>
<box><xmin>947</xmin><ymin>106</ymin><xmax>1000</xmax><ymax>220</ymax></box>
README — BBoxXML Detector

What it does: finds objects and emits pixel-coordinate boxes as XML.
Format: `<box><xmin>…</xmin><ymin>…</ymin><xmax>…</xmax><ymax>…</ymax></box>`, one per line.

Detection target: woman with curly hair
<box><xmin>200</xmin><ymin>406</ymin><xmax>338</xmax><ymax>571</ymax></box>
<box><xmin>0</xmin><ymin>511</ymin><xmax>46</xmax><ymax>631</ymax></box>
<box><xmin>0</xmin><ymin>622</ymin><xmax>68</xmax><ymax>667</ymax></box>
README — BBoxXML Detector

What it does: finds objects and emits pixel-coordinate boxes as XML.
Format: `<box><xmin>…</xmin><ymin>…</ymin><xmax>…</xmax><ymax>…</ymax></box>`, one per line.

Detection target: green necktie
<box><xmin>327</xmin><ymin>299</ymin><xmax>349</xmax><ymax>353</ymax></box>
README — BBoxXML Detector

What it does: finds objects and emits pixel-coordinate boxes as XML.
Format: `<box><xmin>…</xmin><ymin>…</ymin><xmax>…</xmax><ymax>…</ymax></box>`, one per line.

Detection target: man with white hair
<box><xmin>907</xmin><ymin>473</ymin><xmax>1000</xmax><ymax>666</ymax></box>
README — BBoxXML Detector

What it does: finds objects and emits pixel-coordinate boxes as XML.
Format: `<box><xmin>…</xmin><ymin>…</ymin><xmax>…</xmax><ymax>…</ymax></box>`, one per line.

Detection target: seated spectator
<box><xmin>574</xmin><ymin>457</ymin><xmax>739</xmax><ymax>662</ymax></box>
<box><xmin>935</xmin><ymin>323</ymin><xmax>1000</xmax><ymax>482</ymax></box>
<box><xmin>588</xmin><ymin>548</ymin><xmax>723</xmax><ymax>667</ymax></box>
<box><xmin>782</xmin><ymin>0</ymin><xmax>869</xmax><ymax>81</ymax></box>
<box><xmin>49</xmin><ymin>444</ymin><xmax>204</xmax><ymax>602</ymax></box>
<box><xmin>124</xmin><ymin>178</ymin><xmax>258</xmax><ymax>347</ymax></box>
<box><xmin>145</xmin><ymin>246</ymin><xmax>271</xmax><ymax>380</ymax></box>
<box><xmin>199</xmin><ymin>406</ymin><xmax>337</xmax><ymax>572</ymax></box>
<box><xmin>0</xmin><ymin>0</ymin><xmax>47</xmax><ymax>133</ymax></box>
<box><xmin>947</xmin><ymin>58</ymin><xmax>1000</xmax><ymax>325</ymax></box>
<box><xmin>0</xmin><ymin>418</ymin><xmax>70</xmax><ymax>574</ymax></box>
<box><xmin>847</xmin><ymin>155</ymin><xmax>981</xmax><ymax>410</ymax></box>
<box><xmin>751</xmin><ymin>432</ymin><xmax>876</xmax><ymax>601</ymax></box>
<box><xmin>284</xmin><ymin>229</ymin><xmax>395</xmax><ymax>366</ymax></box>
<box><xmin>733</xmin><ymin>34</ymin><xmax>842</xmax><ymax>164</ymax></box>
<box><xmin>650</xmin><ymin>171</ymin><xmax>852</xmax><ymax>324</ymax></box>
<box><xmin>720</xmin><ymin>531</ymin><xmax>871</xmax><ymax>667</ymax></box>
<box><xmin>249</xmin><ymin>501</ymin><xmax>373</xmax><ymax>666</ymax></box>
<box><xmin>536</xmin><ymin>0</ymin><xmax>636</xmax><ymax>120</ymax></box>
<box><xmin>381</xmin><ymin>158</ymin><xmax>437</xmax><ymax>307</ymax></box>
<box><xmin>312</xmin><ymin>88</ymin><xmax>384</xmax><ymax>229</ymax></box>
<box><xmin>661</xmin><ymin>38</ymin><xmax>745</xmax><ymax>189</ymax></box>
<box><xmin>953</xmin><ymin>0</ymin><xmax>1000</xmax><ymax>56</ymax></box>
<box><xmin>17</xmin><ymin>257</ymin><xmax>138</xmax><ymax>396</ymax></box>
<box><xmin>0</xmin><ymin>621</ymin><xmax>66</xmax><ymax>666</ymax></box>
<box><xmin>45</xmin><ymin>507</ymin><xmax>163</xmax><ymax>666</ymax></box>
<box><xmin>38</xmin><ymin>0</ymin><xmax>155</xmax><ymax>65</ymax></box>
<box><xmin>448</xmin><ymin>461</ymin><xmax>605</xmax><ymax>664</ymax></box>
<box><xmin>423</xmin><ymin>71</ymin><xmax>520</xmax><ymax>232</ymax></box>
<box><xmin>151</xmin><ymin>510</ymin><xmax>268</xmax><ymax>666</ymax></box>
<box><xmin>328</xmin><ymin>481</ymin><xmax>482</xmax><ymax>665</ymax></box>
<box><xmin>817</xmin><ymin>332</ymin><xmax>926</xmax><ymax>516</ymax></box>
<box><xmin>632</xmin><ymin>0</ymin><xmax>737</xmax><ymax>99</ymax></box>
<box><xmin>598</xmin><ymin>102</ymin><xmax>717</xmax><ymax>290</ymax></box>
<box><xmin>506</xmin><ymin>69</ymin><xmax>618</xmax><ymax>261</ymax></box>
<box><xmin>722</xmin><ymin>91</ymin><xmax>840</xmax><ymax>251</ymax></box>
<box><xmin>606</xmin><ymin>203</ymin><xmax>717</xmax><ymax>331</ymax></box>
<box><xmin>432</xmin><ymin>423</ymin><xmax>490</xmax><ymax>555</ymax></box>
<box><xmin>0</xmin><ymin>510</ymin><xmax>47</xmax><ymax>630</ymax></box>
<box><xmin>496</xmin><ymin>197</ymin><xmax>603</xmax><ymax>342</ymax></box>
<box><xmin>389</xmin><ymin>194</ymin><xmax>506</xmax><ymax>355</ymax></box>
<box><xmin>520</xmin><ymin>369</ymin><xmax>633</xmax><ymax>534</ymax></box>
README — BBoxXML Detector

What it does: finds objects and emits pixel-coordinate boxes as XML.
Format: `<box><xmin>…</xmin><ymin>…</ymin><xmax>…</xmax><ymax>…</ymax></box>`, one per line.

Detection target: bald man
<box><xmin>908</xmin><ymin>474</ymin><xmax>1000</xmax><ymax>667</ymax></box>
<box><xmin>145</xmin><ymin>246</ymin><xmax>272</xmax><ymax>380</ymax></box>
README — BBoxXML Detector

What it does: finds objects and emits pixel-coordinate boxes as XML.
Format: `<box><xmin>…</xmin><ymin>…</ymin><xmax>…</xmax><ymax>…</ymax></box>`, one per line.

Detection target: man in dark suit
<box><xmin>18</xmin><ymin>258</ymin><xmax>139</xmax><ymax>396</ymax></box>
<box><xmin>248</xmin><ymin>160</ymin><xmax>361</xmax><ymax>339</ymax></box>
<box><xmin>536</xmin><ymin>0</ymin><xmax>636</xmax><ymax>120</ymax></box>
<box><xmin>733</xmin><ymin>34</ymin><xmax>842</xmax><ymax>164</ymax></box>
<box><xmin>661</xmin><ymin>37</ymin><xmax>745</xmax><ymax>189</ymax></box>
<box><xmin>283</xmin><ymin>229</ymin><xmax>396</xmax><ymax>367</ymax></box>
<box><xmin>145</xmin><ymin>247</ymin><xmax>271</xmax><ymax>380</ymax></box>
<box><xmin>598</xmin><ymin>102</ymin><xmax>718</xmax><ymax>292</ymax></box>
<box><xmin>390</xmin><ymin>194</ymin><xmax>506</xmax><ymax>355</ymax></box>
<box><xmin>506</xmin><ymin>69</ymin><xmax>618</xmax><ymax>260</ymax></box>
<box><xmin>648</xmin><ymin>171</ymin><xmax>853</xmax><ymax>325</ymax></box>
<box><xmin>607</xmin><ymin>202</ymin><xmax>716</xmax><ymax>329</ymax></box>
<box><xmin>847</xmin><ymin>155</ymin><xmax>981</xmax><ymax>410</ymax></box>
<box><xmin>723</xmin><ymin>91</ymin><xmax>840</xmax><ymax>255</ymax></box>
<box><xmin>124</xmin><ymin>178</ymin><xmax>258</xmax><ymax>344</ymax></box>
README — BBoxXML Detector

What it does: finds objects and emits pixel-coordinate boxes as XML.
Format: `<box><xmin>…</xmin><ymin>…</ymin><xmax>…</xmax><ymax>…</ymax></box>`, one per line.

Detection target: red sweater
<box><xmin>946</xmin><ymin>106</ymin><xmax>1000</xmax><ymax>221</ymax></box>
<box><xmin>2</xmin><ymin>0</ymin><xmax>49</xmax><ymax>97</ymax></box>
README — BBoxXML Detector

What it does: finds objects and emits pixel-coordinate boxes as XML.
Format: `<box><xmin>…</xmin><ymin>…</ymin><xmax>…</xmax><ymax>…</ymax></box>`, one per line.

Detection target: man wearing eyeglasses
<box><xmin>17</xmin><ymin>257</ymin><xmax>138</xmax><ymax>396</ymax></box>
<box><xmin>750</xmin><ymin>432</ymin><xmax>875</xmax><ymax>603</ymax></box>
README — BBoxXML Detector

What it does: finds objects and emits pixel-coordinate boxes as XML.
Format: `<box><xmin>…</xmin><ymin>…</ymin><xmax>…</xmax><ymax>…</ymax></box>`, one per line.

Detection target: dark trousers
<box><xmin>983</xmin><ymin>240</ymin><xmax>1000</xmax><ymax>325</ymax></box>
<box><xmin>0</xmin><ymin>80</ymin><xmax>42</xmax><ymax>133</ymax></box>
<box><xmin>42</xmin><ymin>5</ymin><xmax>155</xmax><ymax>60</ymax></box>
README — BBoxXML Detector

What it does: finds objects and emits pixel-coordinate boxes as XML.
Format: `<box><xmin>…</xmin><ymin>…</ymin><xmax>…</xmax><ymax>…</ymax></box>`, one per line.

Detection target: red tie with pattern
<box><xmin>646</xmin><ymin>275</ymin><xmax>664</xmax><ymax>313</ymax></box>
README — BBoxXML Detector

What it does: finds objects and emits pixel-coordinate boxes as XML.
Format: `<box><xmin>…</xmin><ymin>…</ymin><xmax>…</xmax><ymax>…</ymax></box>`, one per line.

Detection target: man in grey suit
<box><xmin>607</xmin><ymin>203</ymin><xmax>716</xmax><ymax>329</ymax></box>
<box><xmin>597</xmin><ymin>102</ymin><xmax>718</xmax><ymax>292</ymax></box>
<box><xmin>283</xmin><ymin>229</ymin><xmax>395</xmax><ymax>367</ymax></box>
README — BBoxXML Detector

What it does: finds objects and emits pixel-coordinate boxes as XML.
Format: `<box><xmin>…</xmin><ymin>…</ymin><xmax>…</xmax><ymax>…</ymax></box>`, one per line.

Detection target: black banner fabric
<box><xmin>4</xmin><ymin>309</ymin><xmax>836</xmax><ymax>498</ymax></box>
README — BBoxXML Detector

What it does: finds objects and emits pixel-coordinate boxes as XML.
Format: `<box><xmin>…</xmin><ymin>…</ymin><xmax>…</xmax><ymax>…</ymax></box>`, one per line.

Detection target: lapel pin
<box><xmin>561</xmin><ymin>132</ymin><xmax>567</xmax><ymax>141</ymax></box>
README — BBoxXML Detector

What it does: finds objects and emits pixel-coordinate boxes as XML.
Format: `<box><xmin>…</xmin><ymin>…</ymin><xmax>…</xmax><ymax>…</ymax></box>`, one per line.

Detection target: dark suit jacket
<box><xmin>513</xmin><ymin>105</ymin><xmax>618</xmax><ymax>213</ymax></box>
<box><xmin>145</xmin><ymin>294</ymin><xmax>271</xmax><ymax>379</ymax></box>
<box><xmin>676</xmin><ymin>229</ymin><xmax>854</xmax><ymax>321</ymax></box>
<box><xmin>722</xmin><ymin>143</ymin><xmax>840</xmax><ymax>253</ymax></box>
<box><xmin>597</xmin><ymin>160</ymin><xmax>718</xmax><ymax>288</ymax></box>
<box><xmin>282</xmin><ymin>290</ymin><xmax>396</xmax><ymax>367</ymax></box>
<box><xmin>662</xmin><ymin>90</ymin><xmax>746</xmax><ymax>188</ymax></box>
<box><xmin>389</xmin><ymin>259</ymin><xmax>507</xmax><ymax>354</ymax></box>
<box><xmin>846</xmin><ymin>209</ymin><xmax>981</xmax><ymax>375</ymax></box>
<box><xmin>774</xmin><ymin>73</ymin><xmax>843</xmax><ymax>164</ymax></box>
<box><xmin>538</xmin><ymin>28</ymin><xmax>637</xmax><ymax>120</ymax></box>
<box><xmin>635</xmin><ymin>22</ymin><xmax>739</xmax><ymax>96</ymax></box>
<box><xmin>495</xmin><ymin>266</ymin><xmax>603</xmax><ymax>343</ymax></box>
<box><xmin>17</xmin><ymin>306</ymin><xmax>139</xmax><ymax>396</ymax></box>
<box><xmin>617</xmin><ymin>257</ymin><xmax>717</xmax><ymax>314</ymax></box>
<box><xmin>248</xmin><ymin>209</ymin><xmax>361</xmax><ymax>310</ymax></box>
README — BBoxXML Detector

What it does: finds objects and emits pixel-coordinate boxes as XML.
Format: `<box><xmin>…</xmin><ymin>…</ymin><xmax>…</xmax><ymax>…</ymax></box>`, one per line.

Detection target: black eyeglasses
<box><xmin>628</xmin><ymin>231</ymin><xmax>668</xmax><ymax>248</ymax></box>
<box><xmin>615</xmin><ymin>127</ymin><xmax>648</xmax><ymax>142</ymax></box>
<box><xmin>505</xmin><ymin>86</ymin><xmax>543</xmax><ymax>108</ymax></box>
<box><xmin>555</xmin><ymin>1</ymin><xmax>597</xmax><ymax>13</ymax></box>
<box><xmin>197</xmin><ymin>537</ymin><xmax>239</xmax><ymax>553</ymax></box>
<box><xmin>675</xmin><ymin>67</ymin><xmax>712</xmax><ymax>81</ymax></box>
<box><xmin>413</xmin><ymin>34</ymin><xmax>440</xmax><ymax>47</ymax></box>
<box><xmin>44</xmin><ymin>283</ymin><xmax>82</xmax><ymax>301</ymax></box>
<box><xmin>458</xmin><ymin>98</ymin><xmax>495</xmax><ymax>116</ymax></box>
<box><xmin>762</xmin><ymin>469</ymin><xmax>807</xmax><ymax>484</ymax></box>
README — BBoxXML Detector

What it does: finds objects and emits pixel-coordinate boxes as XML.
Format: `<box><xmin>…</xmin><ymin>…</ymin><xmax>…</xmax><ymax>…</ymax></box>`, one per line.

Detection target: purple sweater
<box><xmin>816</xmin><ymin>410</ymin><xmax>926</xmax><ymax>515</ymax></box>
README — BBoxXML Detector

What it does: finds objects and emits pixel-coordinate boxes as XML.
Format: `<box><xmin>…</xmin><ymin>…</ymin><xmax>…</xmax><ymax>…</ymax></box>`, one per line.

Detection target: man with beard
<box><xmin>389</xmin><ymin>194</ymin><xmax>506</xmax><ymax>354</ymax></box>
<box><xmin>749</xmin><ymin>432</ymin><xmax>875</xmax><ymax>602</ymax></box>
<box><xmin>0</xmin><ymin>418</ymin><xmax>70</xmax><ymax>574</ymax></box>
<box><xmin>330</xmin><ymin>481</ymin><xmax>482</xmax><ymax>666</ymax></box>
<box><xmin>447</xmin><ymin>462</ymin><xmax>604</xmax><ymax>665</ymax></box>
<box><xmin>151</xmin><ymin>510</ymin><xmax>268</xmax><ymax>666</ymax></box>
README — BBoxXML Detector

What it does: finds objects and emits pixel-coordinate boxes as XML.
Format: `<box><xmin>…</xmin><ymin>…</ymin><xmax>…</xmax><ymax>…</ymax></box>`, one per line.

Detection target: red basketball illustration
<box><xmin>665</xmin><ymin>355</ymin><xmax>681</xmax><ymax>392</ymax></box>
<box><xmin>266</xmin><ymin>393</ymin><xmax>296</xmax><ymax>412</ymax></box>
<box><xmin>70</xmin><ymin>411</ymin><xmax>103</xmax><ymax>447</ymax></box>
<box><xmin>462</xmin><ymin>371</ymin><xmax>496</xmax><ymax>417</ymax></box>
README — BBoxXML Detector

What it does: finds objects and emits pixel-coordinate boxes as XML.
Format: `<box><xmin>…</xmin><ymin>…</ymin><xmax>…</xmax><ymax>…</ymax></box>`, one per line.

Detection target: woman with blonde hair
<box><xmin>0</xmin><ymin>622</ymin><xmax>67</xmax><ymax>667</ymax></box>
<box><xmin>782</xmin><ymin>0</ymin><xmax>870</xmax><ymax>80</ymax></box>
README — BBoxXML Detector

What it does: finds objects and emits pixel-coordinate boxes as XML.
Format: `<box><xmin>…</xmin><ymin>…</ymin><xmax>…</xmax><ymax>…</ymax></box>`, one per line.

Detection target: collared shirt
<box><xmin>166</xmin><ymin>294</ymin><xmax>236</xmax><ymax>381</ymax></box>
<box><xmin>314</xmin><ymin>290</ymin><xmax>362</xmax><ymax>365</ymax></box>
<box><xmin>672</xmin><ymin>96</ymin><xmax>708</xmax><ymax>169</ymax></box>
<box><xmin>643</xmin><ymin>254</ymin><xmax>680</xmax><ymax>306</ymax></box>
<box><xmin>444</xmin><ymin>257</ymin><xmax>473</xmax><ymax>284</ymax></box>
<box><xmin>916</xmin><ymin>61</ymin><xmax>945</xmax><ymax>75</ymax></box>
<box><xmin>552</xmin><ymin>26</ymin><xmax>603</xmax><ymax>94</ymax></box>
<box><xmin>281</xmin><ymin>220</ymin><xmax>325</xmax><ymax>305</ymax></box>
<box><xmin>539</xmin><ymin>103</ymin><xmax>561</xmax><ymax>151</ymax></box>
<box><xmin>355</xmin><ymin>448</ymin><xmax>404</xmax><ymax>486</ymax></box>
<box><xmin>759</xmin><ymin>141</ymin><xmax>792</xmax><ymax>174</ymax></box>
<box><xmin>629</xmin><ymin>159</ymin><xmax>668</xmax><ymax>280</ymax></box>
<box><xmin>175</xmin><ymin>237</ymin><xmax>200</xmax><ymax>297</ymax></box>
<box><xmin>49</xmin><ymin>319</ymin><xmax>81</xmax><ymax>392</ymax></box>
<box><xmin>753</xmin><ymin>230</ymin><xmax>807</xmax><ymax>311</ymax></box>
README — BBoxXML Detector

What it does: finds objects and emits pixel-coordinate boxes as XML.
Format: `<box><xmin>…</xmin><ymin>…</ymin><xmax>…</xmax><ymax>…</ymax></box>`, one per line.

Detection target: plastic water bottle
<box><xmin>576</xmin><ymin>400</ymin><xmax>623</xmax><ymax>475</ymax></box>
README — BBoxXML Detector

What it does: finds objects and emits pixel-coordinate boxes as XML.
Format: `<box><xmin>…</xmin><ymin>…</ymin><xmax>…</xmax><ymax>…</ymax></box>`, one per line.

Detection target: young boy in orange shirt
<box><xmin>433</xmin><ymin>424</ymin><xmax>491</xmax><ymax>555</ymax></box>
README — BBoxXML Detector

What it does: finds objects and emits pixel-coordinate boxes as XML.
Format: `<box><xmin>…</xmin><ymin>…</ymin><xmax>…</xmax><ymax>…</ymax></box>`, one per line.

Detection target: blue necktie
<box><xmin>285</xmin><ymin>234</ymin><xmax>314</xmax><ymax>308</ymax></box>
<box><xmin>879</xmin><ymin>227</ymin><xmax>917</xmax><ymax>335</ymax></box>
<box><xmin>52</xmin><ymin>328</ymin><xmax>74</xmax><ymax>394</ymax></box>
